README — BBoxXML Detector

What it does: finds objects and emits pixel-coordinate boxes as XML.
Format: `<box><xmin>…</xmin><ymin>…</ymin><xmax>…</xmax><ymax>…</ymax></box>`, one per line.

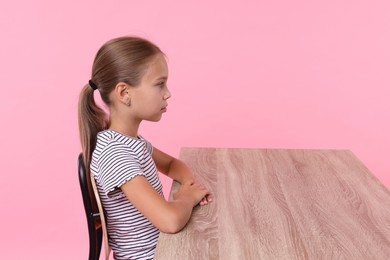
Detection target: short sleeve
<box><xmin>97</xmin><ymin>141</ymin><xmax>145</xmax><ymax>198</ymax></box>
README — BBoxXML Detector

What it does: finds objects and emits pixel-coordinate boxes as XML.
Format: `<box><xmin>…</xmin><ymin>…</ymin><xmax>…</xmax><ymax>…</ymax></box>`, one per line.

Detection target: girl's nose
<box><xmin>164</xmin><ymin>88</ymin><xmax>172</xmax><ymax>100</ymax></box>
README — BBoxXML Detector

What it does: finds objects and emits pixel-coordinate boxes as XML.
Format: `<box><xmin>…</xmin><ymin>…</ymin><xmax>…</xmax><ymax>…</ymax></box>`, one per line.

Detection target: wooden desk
<box><xmin>154</xmin><ymin>148</ymin><xmax>390</xmax><ymax>259</ymax></box>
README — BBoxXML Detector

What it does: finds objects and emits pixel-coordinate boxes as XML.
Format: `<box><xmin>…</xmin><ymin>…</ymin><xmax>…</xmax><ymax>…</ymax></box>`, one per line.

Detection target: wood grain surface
<box><xmin>154</xmin><ymin>148</ymin><xmax>390</xmax><ymax>260</ymax></box>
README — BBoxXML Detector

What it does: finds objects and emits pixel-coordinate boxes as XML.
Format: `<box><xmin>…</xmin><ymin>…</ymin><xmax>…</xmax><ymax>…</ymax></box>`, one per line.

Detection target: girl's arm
<box><xmin>120</xmin><ymin>174</ymin><xmax>207</xmax><ymax>233</ymax></box>
<box><xmin>152</xmin><ymin>147</ymin><xmax>195</xmax><ymax>184</ymax></box>
<box><xmin>152</xmin><ymin>147</ymin><xmax>213</xmax><ymax>206</ymax></box>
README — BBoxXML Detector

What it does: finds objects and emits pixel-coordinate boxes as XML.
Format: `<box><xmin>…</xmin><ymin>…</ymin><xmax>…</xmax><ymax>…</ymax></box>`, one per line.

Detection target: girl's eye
<box><xmin>158</xmin><ymin>82</ymin><xmax>165</xmax><ymax>88</ymax></box>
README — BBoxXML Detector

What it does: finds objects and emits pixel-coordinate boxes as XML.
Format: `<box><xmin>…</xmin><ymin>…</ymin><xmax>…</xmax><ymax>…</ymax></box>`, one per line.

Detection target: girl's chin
<box><xmin>145</xmin><ymin>115</ymin><xmax>163</xmax><ymax>122</ymax></box>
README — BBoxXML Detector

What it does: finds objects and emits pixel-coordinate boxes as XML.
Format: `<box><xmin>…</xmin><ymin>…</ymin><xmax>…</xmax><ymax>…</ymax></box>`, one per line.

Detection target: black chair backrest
<box><xmin>78</xmin><ymin>153</ymin><xmax>103</xmax><ymax>260</ymax></box>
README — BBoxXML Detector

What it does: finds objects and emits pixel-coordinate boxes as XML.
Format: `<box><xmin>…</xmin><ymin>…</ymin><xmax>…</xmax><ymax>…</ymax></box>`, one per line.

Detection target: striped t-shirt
<box><xmin>91</xmin><ymin>130</ymin><xmax>163</xmax><ymax>260</ymax></box>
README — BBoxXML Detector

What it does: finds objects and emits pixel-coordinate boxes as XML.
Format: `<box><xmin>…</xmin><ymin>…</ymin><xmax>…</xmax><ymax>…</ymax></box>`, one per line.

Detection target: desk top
<box><xmin>154</xmin><ymin>148</ymin><xmax>390</xmax><ymax>259</ymax></box>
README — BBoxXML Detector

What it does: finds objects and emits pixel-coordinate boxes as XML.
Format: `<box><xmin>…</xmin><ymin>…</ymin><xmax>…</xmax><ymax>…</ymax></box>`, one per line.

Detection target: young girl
<box><xmin>78</xmin><ymin>36</ymin><xmax>212</xmax><ymax>259</ymax></box>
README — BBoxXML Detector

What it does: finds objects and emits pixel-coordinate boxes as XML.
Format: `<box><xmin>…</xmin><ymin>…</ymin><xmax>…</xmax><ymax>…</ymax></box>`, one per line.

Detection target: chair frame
<box><xmin>78</xmin><ymin>153</ymin><xmax>103</xmax><ymax>260</ymax></box>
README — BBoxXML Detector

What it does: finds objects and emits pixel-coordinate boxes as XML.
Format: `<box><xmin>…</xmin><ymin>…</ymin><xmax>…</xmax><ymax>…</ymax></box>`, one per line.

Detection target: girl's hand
<box><xmin>173</xmin><ymin>181</ymin><xmax>211</xmax><ymax>207</ymax></box>
<box><xmin>181</xmin><ymin>179</ymin><xmax>213</xmax><ymax>206</ymax></box>
<box><xmin>199</xmin><ymin>193</ymin><xmax>213</xmax><ymax>206</ymax></box>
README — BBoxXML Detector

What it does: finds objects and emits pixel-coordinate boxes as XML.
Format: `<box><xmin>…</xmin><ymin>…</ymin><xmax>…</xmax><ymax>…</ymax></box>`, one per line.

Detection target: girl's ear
<box><xmin>114</xmin><ymin>82</ymin><xmax>131</xmax><ymax>106</ymax></box>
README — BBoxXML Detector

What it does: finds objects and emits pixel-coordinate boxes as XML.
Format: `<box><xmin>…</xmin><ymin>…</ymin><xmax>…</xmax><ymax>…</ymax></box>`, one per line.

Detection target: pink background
<box><xmin>1</xmin><ymin>1</ymin><xmax>389</xmax><ymax>259</ymax></box>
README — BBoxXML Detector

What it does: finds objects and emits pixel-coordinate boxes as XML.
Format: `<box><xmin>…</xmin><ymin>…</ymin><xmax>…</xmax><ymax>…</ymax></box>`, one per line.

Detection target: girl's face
<box><xmin>130</xmin><ymin>54</ymin><xmax>171</xmax><ymax>122</ymax></box>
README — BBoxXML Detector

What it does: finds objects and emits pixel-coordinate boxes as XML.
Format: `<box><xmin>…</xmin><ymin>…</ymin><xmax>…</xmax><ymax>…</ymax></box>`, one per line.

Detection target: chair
<box><xmin>78</xmin><ymin>153</ymin><xmax>110</xmax><ymax>260</ymax></box>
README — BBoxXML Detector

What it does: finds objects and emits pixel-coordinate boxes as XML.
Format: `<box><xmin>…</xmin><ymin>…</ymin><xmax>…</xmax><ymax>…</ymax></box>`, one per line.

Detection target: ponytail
<box><xmin>78</xmin><ymin>83</ymin><xmax>107</xmax><ymax>173</ymax></box>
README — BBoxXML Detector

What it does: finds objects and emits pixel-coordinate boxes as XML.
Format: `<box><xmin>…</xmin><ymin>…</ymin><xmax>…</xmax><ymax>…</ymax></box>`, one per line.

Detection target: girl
<box><xmin>78</xmin><ymin>36</ymin><xmax>212</xmax><ymax>259</ymax></box>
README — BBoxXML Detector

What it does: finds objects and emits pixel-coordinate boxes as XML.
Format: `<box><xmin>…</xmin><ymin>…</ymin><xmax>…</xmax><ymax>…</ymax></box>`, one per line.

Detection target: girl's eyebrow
<box><xmin>155</xmin><ymin>76</ymin><xmax>168</xmax><ymax>81</ymax></box>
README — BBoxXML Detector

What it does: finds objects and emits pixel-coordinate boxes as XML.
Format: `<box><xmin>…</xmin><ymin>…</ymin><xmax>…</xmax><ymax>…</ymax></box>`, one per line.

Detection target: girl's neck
<box><xmin>108</xmin><ymin>118</ymin><xmax>141</xmax><ymax>139</ymax></box>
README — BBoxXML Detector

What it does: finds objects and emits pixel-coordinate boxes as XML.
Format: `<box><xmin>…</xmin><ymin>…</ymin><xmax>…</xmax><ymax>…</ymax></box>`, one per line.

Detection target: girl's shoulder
<box><xmin>96</xmin><ymin>129</ymin><xmax>152</xmax><ymax>152</ymax></box>
<box><xmin>98</xmin><ymin>129</ymin><xmax>146</xmax><ymax>143</ymax></box>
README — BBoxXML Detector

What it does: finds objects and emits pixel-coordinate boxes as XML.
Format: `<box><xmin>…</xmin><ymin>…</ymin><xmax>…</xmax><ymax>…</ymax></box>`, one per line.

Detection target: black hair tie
<box><xmin>89</xmin><ymin>80</ymin><xmax>98</xmax><ymax>91</ymax></box>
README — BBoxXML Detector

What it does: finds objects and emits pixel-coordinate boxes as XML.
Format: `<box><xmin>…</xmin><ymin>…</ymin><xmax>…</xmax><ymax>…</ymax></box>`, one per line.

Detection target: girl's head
<box><xmin>78</xmin><ymin>36</ymin><xmax>168</xmax><ymax>170</ymax></box>
<box><xmin>89</xmin><ymin>36</ymin><xmax>165</xmax><ymax>106</ymax></box>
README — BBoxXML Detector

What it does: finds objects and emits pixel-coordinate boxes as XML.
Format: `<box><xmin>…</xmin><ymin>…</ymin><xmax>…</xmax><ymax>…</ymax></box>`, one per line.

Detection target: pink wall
<box><xmin>1</xmin><ymin>1</ymin><xmax>389</xmax><ymax>259</ymax></box>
